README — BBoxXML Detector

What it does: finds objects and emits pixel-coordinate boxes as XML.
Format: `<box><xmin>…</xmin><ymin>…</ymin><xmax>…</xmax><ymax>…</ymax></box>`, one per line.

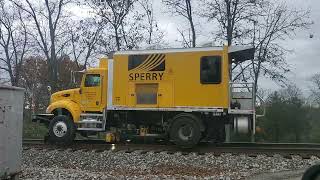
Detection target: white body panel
<box><xmin>0</xmin><ymin>86</ymin><xmax>24</xmax><ymax>178</ymax></box>
<box><xmin>107</xmin><ymin>59</ymin><xmax>114</xmax><ymax>109</ymax></box>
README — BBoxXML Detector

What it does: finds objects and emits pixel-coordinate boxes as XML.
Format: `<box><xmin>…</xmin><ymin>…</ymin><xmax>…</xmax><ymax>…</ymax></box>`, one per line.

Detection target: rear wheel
<box><xmin>302</xmin><ymin>164</ymin><xmax>320</xmax><ymax>180</ymax></box>
<box><xmin>169</xmin><ymin>114</ymin><xmax>201</xmax><ymax>148</ymax></box>
<box><xmin>10</xmin><ymin>174</ymin><xmax>19</xmax><ymax>180</ymax></box>
<box><xmin>48</xmin><ymin>115</ymin><xmax>75</xmax><ymax>144</ymax></box>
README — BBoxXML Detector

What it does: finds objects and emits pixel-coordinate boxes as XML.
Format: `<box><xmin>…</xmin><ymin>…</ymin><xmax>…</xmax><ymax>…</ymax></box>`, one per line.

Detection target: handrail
<box><xmin>256</xmin><ymin>94</ymin><xmax>266</xmax><ymax>118</ymax></box>
<box><xmin>230</xmin><ymin>82</ymin><xmax>266</xmax><ymax>118</ymax></box>
<box><xmin>230</xmin><ymin>82</ymin><xmax>254</xmax><ymax>85</ymax></box>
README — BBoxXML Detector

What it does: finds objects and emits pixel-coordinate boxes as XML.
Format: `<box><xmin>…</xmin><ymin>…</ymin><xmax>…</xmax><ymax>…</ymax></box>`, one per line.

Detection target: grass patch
<box><xmin>23</xmin><ymin>119</ymin><xmax>48</xmax><ymax>139</ymax></box>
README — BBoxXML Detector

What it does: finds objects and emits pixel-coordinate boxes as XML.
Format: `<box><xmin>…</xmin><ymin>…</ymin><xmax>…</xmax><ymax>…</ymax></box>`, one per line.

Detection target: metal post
<box><xmin>225</xmin><ymin>124</ymin><xmax>231</xmax><ymax>142</ymax></box>
<box><xmin>251</xmin><ymin>133</ymin><xmax>255</xmax><ymax>142</ymax></box>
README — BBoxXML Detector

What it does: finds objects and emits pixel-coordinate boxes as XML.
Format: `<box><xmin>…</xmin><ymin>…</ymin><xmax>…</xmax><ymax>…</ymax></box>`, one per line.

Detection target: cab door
<box><xmin>80</xmin><ymin>73</ymin><xmax>102</xmax><ymax>111</ymax></box>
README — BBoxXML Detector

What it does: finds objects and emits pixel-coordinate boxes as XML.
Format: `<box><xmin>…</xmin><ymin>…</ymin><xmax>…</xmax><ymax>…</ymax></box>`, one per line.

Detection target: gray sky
<box><xmin>274</xmin><ymin>0</ymin><xmax>320</xmax><ymax>94</ymax></box>
<box><xmin>152</xmin><ymin>0</ymin><xmax>320</xmax><ymax>95</ymax></box>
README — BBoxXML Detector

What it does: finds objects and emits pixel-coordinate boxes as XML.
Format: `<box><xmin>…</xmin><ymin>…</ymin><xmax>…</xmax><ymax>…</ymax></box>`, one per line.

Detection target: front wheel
<box><xmin>169</xmin><ymin>114</ymin><xmax>201</xmax><ymax>148</ymax></box>
<box><xmin>48</xmin><ymin>115</ymin><xmax>76</xmax><ymax>144</ymax></box>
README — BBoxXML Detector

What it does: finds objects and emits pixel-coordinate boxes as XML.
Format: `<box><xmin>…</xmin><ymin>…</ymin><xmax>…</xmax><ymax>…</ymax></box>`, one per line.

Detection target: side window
<box><xmin>128</xmin><ymin>54</ymin><xmax>165</xmax><ymax>71</ymax></box>
<box><xmin>84</xmin><ymin>74</ymin><xmax>100</xmax><ymax>87</ymax></box>
<box><xmin>200</xmin><ymin>56</ymin><xmax>222</xmax><ymax>84</ymax></box>
<box><xmin>128</xmin><ymin>55</ymin><xmax>148</xmax><ymax>70</ymax></box>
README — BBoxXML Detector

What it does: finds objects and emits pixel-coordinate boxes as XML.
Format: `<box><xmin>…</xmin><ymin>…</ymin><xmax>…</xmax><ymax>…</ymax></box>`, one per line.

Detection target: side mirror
<box><xmin>47</xmin><ymin>86</ymin><xmax>52</xmax><ymax>95</ymax></box>
<box><xmin>71</xmin><ymin>71</ymin><xmax>75</xmax><ymax>84</ymax></box>
<box><xmin>79</xmin><ymin>88</ymin><xmax>82</xmax><ymax>94</ymax></box>
<box><xmin>71</xmin><ymin>70</ymin><xmax>85</xmax><ymax>87</ymax></box>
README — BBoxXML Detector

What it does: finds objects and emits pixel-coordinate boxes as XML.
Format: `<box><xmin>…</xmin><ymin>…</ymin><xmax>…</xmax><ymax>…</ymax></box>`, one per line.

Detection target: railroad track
<box><xmin>22</xmin><ymin>139</ymin><xmax>320</xmax><ymax>159</ymax></box>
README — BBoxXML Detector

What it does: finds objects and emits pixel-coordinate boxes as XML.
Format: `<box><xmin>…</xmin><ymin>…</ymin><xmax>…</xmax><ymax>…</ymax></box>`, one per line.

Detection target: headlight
<box><xmin>46</xmin><ymin>107</ymin><xmax>50</xmax><ymax>113</ymax></box>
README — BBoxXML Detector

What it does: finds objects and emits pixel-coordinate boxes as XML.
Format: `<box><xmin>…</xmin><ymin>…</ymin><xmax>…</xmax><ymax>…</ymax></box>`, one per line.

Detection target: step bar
<box><xmin>77</xmin><ymin>112</ymin><xmax>106</xmax><ymax>131</ymax></box>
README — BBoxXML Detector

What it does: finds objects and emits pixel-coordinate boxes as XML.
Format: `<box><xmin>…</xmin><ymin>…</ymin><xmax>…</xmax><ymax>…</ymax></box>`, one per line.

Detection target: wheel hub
<box><xmin>53</xmin><ymin>121</ymin><xmax>67</xmax><ymax>138</ymax></box>
<box><xmin>178</xmin><ymin>125</ymin><xmax>193</xmax><ymax>141</ymax></box>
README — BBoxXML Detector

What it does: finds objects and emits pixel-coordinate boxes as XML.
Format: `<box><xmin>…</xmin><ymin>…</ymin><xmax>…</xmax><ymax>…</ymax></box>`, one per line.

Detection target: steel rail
<box><xmin>22</xmin><ymin>139</ymin><xmax>320</xmax><ymax>158</ymax></box>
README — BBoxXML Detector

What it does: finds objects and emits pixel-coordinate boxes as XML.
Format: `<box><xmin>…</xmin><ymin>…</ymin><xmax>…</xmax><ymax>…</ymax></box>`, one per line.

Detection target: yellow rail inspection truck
<box><xmin>33</xmin><ymin>45</ymin><xmax>256</xmax><ymax>147</ymax></box>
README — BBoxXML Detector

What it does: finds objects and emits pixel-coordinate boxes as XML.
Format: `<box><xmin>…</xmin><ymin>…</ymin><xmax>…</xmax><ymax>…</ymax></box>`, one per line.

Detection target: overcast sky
<box><xmin>263</xmin><ymin>0</ymin><xmax>320</xmax><ymax>94</ymax></box>
<box><xmin>149</xmin><ymin>0</ymin><xmax>320</xmax><ymax>95</ymax></box>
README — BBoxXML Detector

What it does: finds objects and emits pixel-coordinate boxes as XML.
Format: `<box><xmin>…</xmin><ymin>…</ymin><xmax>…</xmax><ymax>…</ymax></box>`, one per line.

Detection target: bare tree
<box><xmin>69</xmin><ymin>19</ymin><xmax>104</xmax><ymax>69</ymax></box>
<box><xmin>244</xmin><ymin>2</ymin><xmax>311</xmax><ymax>92</ymax></box>
<box><xmin>138</xmin><ymin>0</ymin><xmax>164</xmax><ymax>48</ymax></box>
<box><xmin>204</xmin><ymin>0</ymin><xmax>311</xmax><ymax>94</ymax></box>
<box><xmin>139</xmin><ymin>0</ymin><xmax>154</xmax><ymax>45</ymax></box>
<box><xmin>0</xmin><ymin>0</ymin><xmax>28</xmax><ymax>86</ymax></box>
<box><xmin>96</xmin><ymin>28</ymin><xmax>118</xmax><ymax>55</ymax></box>
<box><xmin>310</xmin><ymin>73</ymin><xmax>320</xmax><ymax>105</ymax></box>
<box><xmin>121</xmin><ymin>11</ymin><xmax>146</xmax><ymax>49</ymax></box>
<box><xmin>163</xmin><ymin>0</ymin><xmax>196</xmax><ymax>47</ymax></box>
<box><xmin>11</xmin><ymin>0</ymin><xmax>72</xmax><ymax>91</ymax></box>
<box><xmin>90</xmin><ymin>0</ymin><xmax>136</xmax><ymax>50</ymax></box>
<box><xmin>177</xmin><ymin>28</ymin><xmax>195</xmax><ymax>48</ymax></box>
<box><xmin>202</xmin><ymin>0</ymin><xmax>262</xmax><ymax>46</ymax></box>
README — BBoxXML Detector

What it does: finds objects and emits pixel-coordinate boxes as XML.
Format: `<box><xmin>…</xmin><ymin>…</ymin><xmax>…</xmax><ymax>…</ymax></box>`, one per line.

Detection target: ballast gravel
<box><xmin>21</xmin><ymin>148</ymin><xmax>320</xmax><ymax>179</ymax></box>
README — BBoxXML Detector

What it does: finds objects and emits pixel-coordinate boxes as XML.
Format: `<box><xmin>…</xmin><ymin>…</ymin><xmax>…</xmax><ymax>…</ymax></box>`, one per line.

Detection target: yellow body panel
<box><xmin>113</xmin><ymin>46</ymin><xmax>230</xmax><ymax>108</ymax></box>
<box><xmin>99</xmin><ymin>58</ymin><xmax>108</xmax><ymax>69</ymax></box>
<box><xmin>46</xmin><ymin>99</ymin><xmax>81</xmax><ymax>122</ymax></box>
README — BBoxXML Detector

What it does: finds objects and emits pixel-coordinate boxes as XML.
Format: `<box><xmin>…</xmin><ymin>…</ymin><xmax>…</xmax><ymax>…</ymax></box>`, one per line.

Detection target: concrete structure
<box><xmin>0</xmin><ymin>85</ymin><xmax>24</xmax><ymax>179</ymax></box>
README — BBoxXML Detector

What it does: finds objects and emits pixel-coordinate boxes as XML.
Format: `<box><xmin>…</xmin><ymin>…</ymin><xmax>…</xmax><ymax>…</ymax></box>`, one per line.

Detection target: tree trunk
<box><xmin>186</xmin><ymin>0</ymin><xmax>196</xmax><ymax>47</ymax></box>
<box><xmin>114</xmin><ymin>26</ymin><xmax>120</xmax><ymax>51</ymax></box>
<box><xmin>46</xmin><ymin>0</ymin><xmax>58</xmax><ymax>91</ymax></box>
<box><xmin>226</xmin><ymin>0</ymin><xmax>232</xmax><ymax>46</ymax></box>
<box><xmin>190</xmin><ymin>20</ymin><xmax>196</xmax><ymax>47</ymax></box>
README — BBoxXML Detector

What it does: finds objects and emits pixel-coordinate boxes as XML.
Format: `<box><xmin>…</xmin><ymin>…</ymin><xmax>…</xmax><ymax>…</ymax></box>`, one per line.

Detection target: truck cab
<box><xmin>48</xmin><ymin>61</ymin><xmax>108</xmax><ymax>112</ymax></box>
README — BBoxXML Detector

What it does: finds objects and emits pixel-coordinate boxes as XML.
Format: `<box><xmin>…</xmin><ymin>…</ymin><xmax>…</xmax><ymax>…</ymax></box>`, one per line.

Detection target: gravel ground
<box><xmin>21</xmin><ymin>148</ymin><xmax>320</xmax><ymax>179</ymax></box>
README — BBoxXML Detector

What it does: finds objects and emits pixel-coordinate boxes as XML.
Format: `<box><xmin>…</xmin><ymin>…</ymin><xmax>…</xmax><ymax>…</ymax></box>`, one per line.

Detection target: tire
<box><xmin>10</xmin><ymin>174</ymin><xmax>19</xmax><ymax>180</ymax></box>
<box><xmin>302</xmin><ymin>164</ymin><xmax>320</xmax><ymax>180</ymax></box>
<box><xmin>48</xmin><ymin>115</ymin><xmax>76</xmax><ymax>144</ymax></box>
<box><xmin>169</xmin><ymin>114</ymin><xmax>201</xmax><ymax>148</ymax></box>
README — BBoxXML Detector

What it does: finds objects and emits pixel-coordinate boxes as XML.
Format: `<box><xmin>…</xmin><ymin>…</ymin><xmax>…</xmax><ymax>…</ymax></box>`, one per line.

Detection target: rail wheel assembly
<box><xmin>48</xmin><ymin>115</ymin><xmax>76</xmax><ymax>144</ymax></box>
<box><xmin>169</xmin><ymin>114</ymin><xmax>202</xmax><ymax>148</ymax></box>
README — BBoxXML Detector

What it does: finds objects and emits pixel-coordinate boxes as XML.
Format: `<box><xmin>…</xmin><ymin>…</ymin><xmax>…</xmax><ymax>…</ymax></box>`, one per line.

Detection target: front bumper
<box><xmin>32</xmin><ymin>113</ymin><xmax>55</xmax><ymax>125</ymax></box>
